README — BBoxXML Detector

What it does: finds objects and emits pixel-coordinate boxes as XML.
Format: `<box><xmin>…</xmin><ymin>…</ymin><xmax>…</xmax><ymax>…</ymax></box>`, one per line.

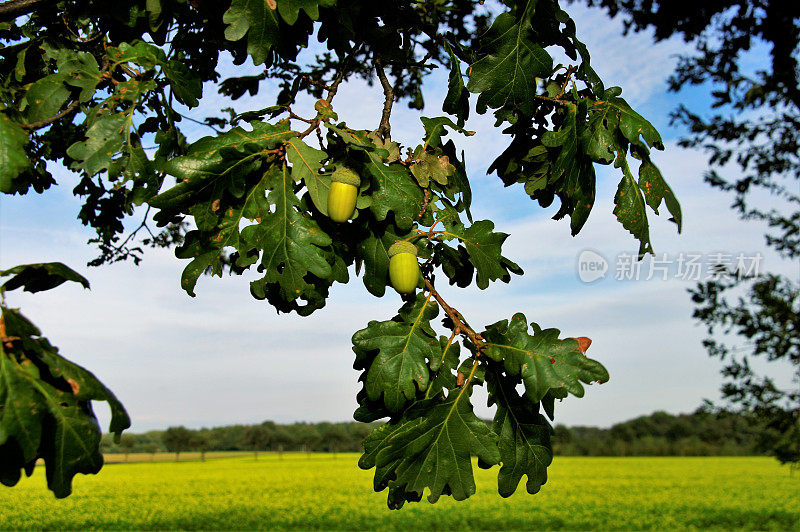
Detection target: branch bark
<box><xmin>374</xmin><ymin>58</ymin><xmax>394</xmax><ymax>140</ymax></box>
<box><xmin>0</xmin><ymin>0</ymin><xmax>52</xmax><ymax>22</ymax></box>
<box><xmin>19</xmin><ymin>100</ymin><xmax>79</xmax><ymax>131</ymax></box>
<box><xmin>423</xmin><ymin>277</ymin><xmax>484</xmax><ymax>352</ymax></box>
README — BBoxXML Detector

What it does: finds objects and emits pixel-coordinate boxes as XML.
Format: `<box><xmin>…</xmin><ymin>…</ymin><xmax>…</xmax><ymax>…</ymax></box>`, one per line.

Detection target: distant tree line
<box><xmin>553</xmin><ymin>409</ymin><xmax>764</xmax><ymax>456</ymax></box>
<box><xmin>100</xmin><ymin>409</ymin><xmax>769</xmax><ymax>458</ymax></box>
<box><xmin>101</xmin><ymin>421</ymin><xmax>379</xmax><ymax>458</ymax></box>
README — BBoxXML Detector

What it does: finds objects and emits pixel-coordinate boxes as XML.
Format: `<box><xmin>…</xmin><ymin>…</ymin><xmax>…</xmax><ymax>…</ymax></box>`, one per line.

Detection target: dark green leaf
<box><xmin>358</xmin><ymin>224</ymin><xmax>409</xmax><ymax>297</ymax></box>
<box><xmin>112</xmin><ymin>41</ymin><xmax>164</xmax><ymax>69</ymax></box>
<box><xmin>162</xmin><ymin>61</ymin><xmax>203</xmax><ymax>108</ymax></box>
<box><xmin>277</xmin><ymin>0</ymin><xmax>335</xmax><ymax>25</ymax></box>
<box><xmin>364</xmin><ymin>152</ymin><xmax>424</xmax><ymax>231</ymax></box>
<box><xmin>0</xmin><ymin>307</ymin><xmax>130</xmax><ymax>498</ymax></box>
<box><xmin>467</xmin><ymin>3</ymin><xmax>554</xmax><ymax>115</ymax></box>
<box><xmin>442</xmin><ymin>40</ymin><xmax>470</xmax><ymax>125</ymax></box>
<box><xmin>1</xmin><ymin>263</ymin><xmax>90</xmax><ymax>293</ymax></box>
<box><xmin>446</xmin><ymin>220</ymin><xmax>522</xmax><ymax>289</ymax></box>
<box><xmin>425</xmin><ymin>336</ymin><xmax>460</xmax><ymax>399</ymax></box>
<box><xmin>42</xmin><ymin>44</ymin><xmax>102</xmax><ymax>103</ymax></box>
<box><xmin>482</xmin><ymin>313</ymin><xmax>609</xmax><ymax>402</ymax></box>
<box><xmin>285</xmin><ymin>137</ymin><xmax>329</xmax><ymax>215</ymax></box>
<box><xmin>66</xmin><ymin>114</ymin><xmax>127</xmax><ymax>176</ymax></box>
<box><xmin>242</xmin><ymin>165</ymin><xmax>333</xmax><ymax>305</ymax></box>
<box><xmin>146</xmin><ymin>0</ymin><xmax>163</xmax><ymax>31</ymax></box>
<box><xmin>485</xmin><ymin>367</ymin><xmax>552</xmax><ymax>497</ymax></box>
<box><xmin>613</xmin><ymin>155</ymin><xmax>652</xmax><ymax>256</ymax></box>
<box><xmin>440</xmin><ymin>140</ymin><xmax>472</xmax><ymax>220</ymax></box>
<box><xmin>150</xmin><ymin>120</ymin><xmax>294</xmax><ymax>212</ymax></box>
<box><xmin>33</xmin><ymin>346</ymin><xmax>130</xmax><ymax>439</ymax></box>
<box><xmin>360</xmin><ymin>388</ymin><xmax>500</xmax><ymax>506</ymax></box>
<box><xmin>223</xmin><ymin>0</ymin><xmax>281</xmax><ymax>65</ymax></box>
<box><xmin>582</xmin><ymin>108</ymin><xmax>617</xmax><ymax>164</ymax></box>
<box><xmin>0</xmin><ymin>115</ymin><xmax>31</xmax><ymax>193</ymax></box>
<box><xmin>21</xmin><ymin>74</ymin><xmax>70</xmax><ymax>124</ymax></box>
<box><xmin>639</xmin><ymin>158</ymin><xmax>682</xmax><ymax>232</ymax></box>
<box><xmin>541</xmin><ymin>102</ymin><xmax>596</xmax><ymax>234</ymax></box>
<box><xmin>325</xmin><ymin>123</ymin><xmax>388</xmax><ymax>155</ymax></box>
<box><xmin>352</xmin><ymin>293</ymin><xmax>440</xmax><ymax>412</ymax></box>
<box><xmin>419</xmin><ymin>116</ymin><xmax>474</xmax><ymax>150</ymax></box>
<box><xmin>597</xmin><ymin>90</ymin><xmax>664</xmax><ymax>151</ymax></box>
<box><xmin>0</xmin><ymin>353</ymin><xmax>103</xmax><ymax>498</ymax></box>
<box><xmin>174</xmin><ymin>200</ymin><xmax>251</xmax><ymax>297</ymax></box>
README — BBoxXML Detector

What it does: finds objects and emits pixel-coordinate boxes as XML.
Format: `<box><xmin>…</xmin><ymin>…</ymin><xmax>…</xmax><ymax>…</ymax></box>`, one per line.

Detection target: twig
<box><xmin>298</xmin><ymin>66</ymin><xmax>347</xmax><ymax>140</ymax></box>
<box><xmin>118</xmin><ymin>64</ymin><xmax>142</xmax><ymax>79</ymax></box>
<box><xmin>556</xmin><ymin>65</ymin><xmax>577</xmax><ymax>99</ymax></box>
<box><xmin>532</xmin><ymin>66</ymin><xmax>577</xmax><ymax>109</ymax></box>
<box><xmin>418</xmin><ymin>189</ymin><xmax>430</xmax><ymax>218</ymax></box>
<box><xmin>325</xmin><ymin>69</ymin><xmax>345</xmax><ymax>103</ymax></box>
<box><xmin>315</xmin><ymin>126</ymin><xmax>324</xmax><ymax>149</ymax></box>
<box><xmin>175</xmin><ymin>112</ymin><xmax>221</xmax><ymax>133</ymax></box>
<box><xmin>300</xmin><ymin>74</ymin><xmax>333</xmax><ymax>92</ymax></box>
<box><xmin>423</xmin><ymin>277</ymin><xmax>484</xmax><ymax>352</ymax></box>
<box><xmin>374</xmin><ymin>58</ymin><xmax>394</xmax><ymax>140</ymax></box>
<box><xmin>533</xmin><ymin>94</ymin><xmax>570</xmax><ymax>107</ymax></box>
<box><xmin>426</xmin><ymin>219</ymin><xmax>442</xmax><ymax>238</ymax></box>
<box><xmin>60</xmin><ymin>12</ymin><xmax>102</xmax><ymax>42</ymax></box>
<box><xmin>20</xmin><ymin>100</ymin><xmax>79</xmax><ymax>131</ymax></box>
<box><xmin>109</xmin><ymin>206</ymin><xmax>153</xmax><ymax>258</ymax></box>
<box><xmin>287</xmin><ymin>109</ymin><xmax>315</xmax><ymax>124</ymax></box>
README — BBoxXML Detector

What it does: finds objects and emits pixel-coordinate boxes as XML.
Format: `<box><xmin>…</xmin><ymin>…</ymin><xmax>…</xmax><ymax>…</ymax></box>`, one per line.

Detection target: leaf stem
<box><xmin>423</xmin><ymin>325</ymin><xmax>459</xmax><ymax>400</ymax></box>
<box><xmin>458</xmin><ymin>356</ymin><xmax>480</xmax><ymax>389</ymax></box>
<box><xmin>0</xmin><ymin>309</ymin><xmax>18</xmax><ymax>349</ymax></box>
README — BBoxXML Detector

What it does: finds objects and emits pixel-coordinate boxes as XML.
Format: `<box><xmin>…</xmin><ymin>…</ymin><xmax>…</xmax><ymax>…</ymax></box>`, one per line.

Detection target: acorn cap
<box><xmin>331</xmin><ymin>166</ymin><xmax>361</xmax><ymax>187</ymax></box>
<box><xmin>388</xmin><ymin>241</ymin><xmax>418</xmax><ymax>258</ymax></box>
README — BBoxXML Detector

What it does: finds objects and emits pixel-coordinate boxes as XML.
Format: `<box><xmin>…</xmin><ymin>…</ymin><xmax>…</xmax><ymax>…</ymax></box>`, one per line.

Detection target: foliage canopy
<box><xmin>0</xmin><ymin>0</ymin><xmax>679</xmax><ymax>506</ymax></box>
<box><xmin>576</xmin><ymin>0</ymin><xmax>799</xmax><ymax>466</ymax></box>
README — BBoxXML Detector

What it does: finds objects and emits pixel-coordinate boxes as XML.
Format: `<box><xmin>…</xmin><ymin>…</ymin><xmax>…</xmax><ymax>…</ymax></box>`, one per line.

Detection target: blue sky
<box><xmin>1</xmin><ymin>3</ymin><xmax>795</xmax><ymax>432</ymax></box>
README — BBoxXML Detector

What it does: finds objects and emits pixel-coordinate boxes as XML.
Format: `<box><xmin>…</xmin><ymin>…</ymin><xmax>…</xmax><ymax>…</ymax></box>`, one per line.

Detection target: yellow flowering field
<box><xmin>1</xmin><ymin>455</ymin><xmax>797</xmax><ymax>530</ymax></box>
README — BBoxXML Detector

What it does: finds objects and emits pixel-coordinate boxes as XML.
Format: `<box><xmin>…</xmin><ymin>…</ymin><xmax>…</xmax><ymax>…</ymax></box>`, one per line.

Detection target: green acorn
<box><xmin>327</xmin><ymin>166</ymin><xmax>360</xmax><ymax>222</ymax></box>
<box><xmin>388</xmin><ymin>241</ymin><xmax>420</xmax><ymax>294</ymax></box>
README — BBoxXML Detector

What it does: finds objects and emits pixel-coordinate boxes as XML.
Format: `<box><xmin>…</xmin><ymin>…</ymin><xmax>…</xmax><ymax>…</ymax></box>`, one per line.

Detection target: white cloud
<box><xmin>560</xmin><ymin>3</ymin><xmax>689</xmax><ymax>109</ymax></box>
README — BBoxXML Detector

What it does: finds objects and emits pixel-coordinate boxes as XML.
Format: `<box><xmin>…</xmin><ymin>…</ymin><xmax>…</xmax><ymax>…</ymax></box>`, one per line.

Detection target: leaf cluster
<box><xmin>353</xmin><ymin>298</ymin><xmax>608</xmax><ymax>507</ymax></box>
<box><xmin>690</xmin><ymin>273</ymin><xmax>800</xmax><ymax>464</ymax></box>
<box><xmin>0</xmin><ymin>0</ymin><xmax>681</xmax><ymax>503</ymax></box>
<box><xmin>0</xmin><ymin>263</ymin><xmax>130</xmax><ymax>498</ymax></box>
<box><xmin>576</xmin><ymin>0</ymin><xmax>799</xmax><ymax>466</ymax></box>
<box><xmin>0</xmin><ymin>0</ymin><xmax>491</xmax><ymax>265</ymax></box>
<box><xmin>463</xmin><ymin>0</ymin><xmax>681</xmax><ymax>255</ymax></box>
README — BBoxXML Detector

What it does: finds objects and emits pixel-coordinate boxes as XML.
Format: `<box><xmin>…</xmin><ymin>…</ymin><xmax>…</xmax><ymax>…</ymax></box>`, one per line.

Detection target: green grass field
<box><xmin>1</xmin><ymin>455</ymin><xmax>797</xmax><ymax>530</ymax></box>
